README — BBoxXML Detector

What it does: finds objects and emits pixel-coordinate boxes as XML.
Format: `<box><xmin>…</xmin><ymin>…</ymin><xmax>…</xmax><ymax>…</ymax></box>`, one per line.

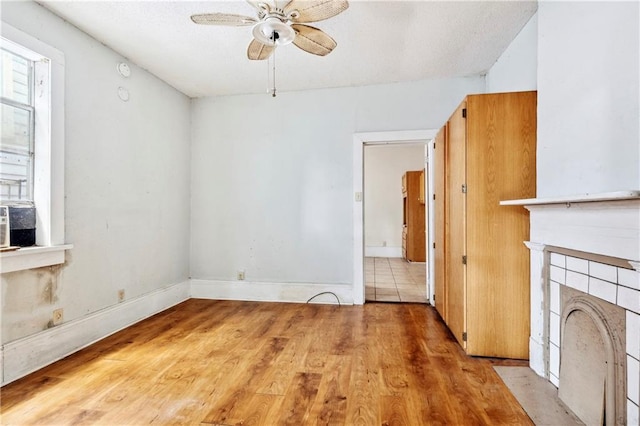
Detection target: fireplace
<box><xmin>502</xmin><ymin>191</ymin><xmax>640</xmax><ymax>425</ymax></box>
<box><xmin>552</xmin><ymin>259</ymin><xmax>627</xmax><ymax>425</ymax></box>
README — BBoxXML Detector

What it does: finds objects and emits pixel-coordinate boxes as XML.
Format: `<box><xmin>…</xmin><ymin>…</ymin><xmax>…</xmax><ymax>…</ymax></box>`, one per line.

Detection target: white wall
<box><xmin>537</xmin><ymin>1</ymin><xmax>639</xmax><ymax>198</ymax></box>
<box><xmin>485</xmin><ymin>5</ymin><xmax>640</xmax><ymax>412</ymax></box>
<box><xmin>190</xmin><ymin>77</ymin><xmax>484</xmax><ymax>300</ymax></box>
<box><xmin>485</xmin><ymin>13</ymin><xmax>538</xmax><ymax>93</ymax></box>
<box><xmin>364</xmin><ymin>144</ymin><xmax>425</xmax><ymax>256</ymax></box>
<box><xmin>1</xmin><ymin>2</ymin><xmax>191</xmax><ymax>343</ymax></box>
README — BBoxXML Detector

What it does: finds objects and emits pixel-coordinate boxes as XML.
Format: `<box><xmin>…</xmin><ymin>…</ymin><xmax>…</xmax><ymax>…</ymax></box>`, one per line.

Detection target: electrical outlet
<box><xmin>237</xmin><ymin>270</ymin><xmax>245</xmax><ymax>280</ymax></box>
<box><xmin>382</xmin><ymin>241</ymin><xmax>387</xmax><ymax>247</ymax></box>
<box><xmin>118</xmin><ymin>289</ymin><xmax>125</xmax><ymax>302</ymax></box>
<box><xmin>52</xmin><ymin>308</ymin><xmax>63</xmax><ymax>326</ymax></box>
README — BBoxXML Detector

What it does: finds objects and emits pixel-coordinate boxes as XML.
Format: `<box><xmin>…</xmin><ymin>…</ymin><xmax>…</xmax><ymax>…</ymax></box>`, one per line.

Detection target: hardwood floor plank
<box><xmin>24</xmin><ymin>407</ymin><xmax>105</xmax><ymax>426</ymax></box>
<box><xmin>345</xmin><ymin>307</ymin><xmax>381</xmax><ymax>425</ymax></box>
<box><xmin>276</xmin><ymin>372</ymin><xmax>323</xmax><ymax>425</ymax></box>
<box><xmin>255</xmin><ymin>330</ymin><xmax>312</xmax><ymax>395</ymax></box>
<box><xmin>1</xmin><ymin>299</ymin><xmax>532</xmax><ymax>425</ymax></box>
<box><xmin>380</xmin><ymin>395</ymin><xmax>414</xmax><ymax>426</ymax></box>
<box><xmin>308</xmin><ymin>355</ymin><xmax>351</xmax><ymax>425</ymax></box>
<box><xmin>201</xmin><ymin>337</ymin><xmax>289</xmax><ymax>424</ymax></box>
<box><xmin>329</xmin><ymin>309</ymin><xmax>357</xmax><ymax>356</ymax></box>
<box><xmin>0</xmin><ymin>375</ymin><xmax>64</xmax><ymax>411</ymax></box>
<box><xmin>230</xmin><ymin>393</ymin><xmax>284</xmax><ymax>426</ymax></box>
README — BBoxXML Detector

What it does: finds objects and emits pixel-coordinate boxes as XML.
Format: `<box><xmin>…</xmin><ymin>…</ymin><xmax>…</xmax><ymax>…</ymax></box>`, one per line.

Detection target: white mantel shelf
<box><xmin>500</xmin><ymin>190</ymin><xmax>640</xmax><ymax>206</ymax></box>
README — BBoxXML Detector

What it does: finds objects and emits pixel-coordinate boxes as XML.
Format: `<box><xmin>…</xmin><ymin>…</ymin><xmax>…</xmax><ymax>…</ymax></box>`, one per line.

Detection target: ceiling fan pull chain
<box><xmin>272</xmin><ymin>31</ymin><xmax>277</xmax><ymax>97</ymax></box>
<box><xmin>266</xmin><ymin>53</ymin><xmax>271</xmax><ymax>94</ymax></box>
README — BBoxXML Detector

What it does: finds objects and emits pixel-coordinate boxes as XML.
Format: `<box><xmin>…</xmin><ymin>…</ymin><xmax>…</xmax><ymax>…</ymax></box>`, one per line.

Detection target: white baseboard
<box><xmin>1</xmin><ymin>280</ymin><xmax>190</xmax><ymax>385</ymax></box>
<box><xmin>365</xmin><ymin>246</ymin><xmax>403</xmax><ymax>258</ymax></box>
<box><xmin>191</xmin><ymin>279</ymin><xmax>354</xmax><ymax>305</ymax></box>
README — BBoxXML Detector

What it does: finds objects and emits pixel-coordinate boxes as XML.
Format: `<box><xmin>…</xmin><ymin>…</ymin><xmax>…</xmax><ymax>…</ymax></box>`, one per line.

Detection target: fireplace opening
<box><xmin>559</xmin><ymin>309</ymin><xmax>607</xmax><ymax>424</ymax></box>
<box><xmin>558</xmin><ymin>287</ymin><xmax>626</xmax><ymax>425</ymax></box>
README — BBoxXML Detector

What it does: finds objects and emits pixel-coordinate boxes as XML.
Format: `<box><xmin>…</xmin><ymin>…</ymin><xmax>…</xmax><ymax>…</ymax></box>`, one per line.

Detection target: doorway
<box><xmin>363</xmin><ymin>143</ymin><xmax>427</xmax><ymax>302</ymax></box>
<box><xmin>352</xmin><ymin>130</ymin><xmax>438</xmax><ymax>305</ymax></box>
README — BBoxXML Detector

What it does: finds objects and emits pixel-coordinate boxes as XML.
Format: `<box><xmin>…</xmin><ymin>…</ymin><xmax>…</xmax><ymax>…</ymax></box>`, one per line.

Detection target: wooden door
<box><xmin>434</xmin><ymin>126</ymin><xmax>447</xmax><ymax>320</ymax></box>
<box><xmin>464</xmin><ymin>92</ymin><xmax>535</xmax><ymax>358</ymax></box>
<box><xmin>446</xmin><ymin>102</ymin><xmax>467</xmax><ymax>348</ymax></box>
<box><xmin>405</xmin><ymin>171</ymin><xmax>425</xmax><ymax>262</ymax></box>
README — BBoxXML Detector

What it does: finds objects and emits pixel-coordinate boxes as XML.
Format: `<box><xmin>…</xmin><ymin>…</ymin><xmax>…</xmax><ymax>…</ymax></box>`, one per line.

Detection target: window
<box><xmin>1</xmin><ymin>46</ymin><xmax>36</xmax><ymax>203</ymax></box>
<box><xmin>0</xmin><ymin>23</ymin><xmax>70</xmax><ymax>272</ymax></box>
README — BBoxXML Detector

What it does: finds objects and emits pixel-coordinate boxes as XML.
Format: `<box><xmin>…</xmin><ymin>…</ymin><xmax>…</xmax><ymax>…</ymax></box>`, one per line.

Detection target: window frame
<box><xmin>1</xmin><ymin>23</ymin><xmax>70</xmax><ymax>272</ymax></box>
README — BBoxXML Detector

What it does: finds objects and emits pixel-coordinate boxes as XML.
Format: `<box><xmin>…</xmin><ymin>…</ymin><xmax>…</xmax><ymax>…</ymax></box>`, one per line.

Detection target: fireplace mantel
<box><xmin>501</xmin><ymin>190</ymin><xmax>640</xmax><ymax>264</ymax></box>
<box><xmin>500</xmin><ymin>190</ymin><xmax>640</xmax><ymax>206</ymax></box>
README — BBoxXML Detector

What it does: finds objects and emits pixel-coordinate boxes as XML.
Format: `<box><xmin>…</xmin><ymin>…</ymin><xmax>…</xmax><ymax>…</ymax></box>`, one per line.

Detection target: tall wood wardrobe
<box><xmin>434</xmin><ymin>91</ymin><xmax>536</xmax><ymax>359</ymax></box>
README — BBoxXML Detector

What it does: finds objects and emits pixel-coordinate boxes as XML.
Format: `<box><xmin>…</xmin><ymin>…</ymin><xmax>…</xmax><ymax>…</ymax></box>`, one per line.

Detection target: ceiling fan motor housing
<box><xmin>252</xmin><ymin>16</ymin><xmax>296</xmax><ymax>46</ymax></box>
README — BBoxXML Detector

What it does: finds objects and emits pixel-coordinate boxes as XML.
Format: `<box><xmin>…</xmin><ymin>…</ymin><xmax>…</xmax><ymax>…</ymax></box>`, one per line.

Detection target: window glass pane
<box><xmin>1</xmin><ymin>103</ymin><xmax>33</xmax><ymax>201</ymax></box>
<box><xmin>1</xmin><ymin>103</ymin><xmax>31</xmax><ymax>149</ymax></box>
<box><xmin>0</xmin><ymin>49</ymin><xmax>31</xmax><ymax>104</ymax></box>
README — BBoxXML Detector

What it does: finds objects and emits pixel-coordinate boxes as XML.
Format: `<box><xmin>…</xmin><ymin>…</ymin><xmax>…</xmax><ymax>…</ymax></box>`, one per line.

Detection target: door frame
<box><xmin>352</xmin><ymin>129</ymin><xmax>438</xmax><ymax>304</ymax></box>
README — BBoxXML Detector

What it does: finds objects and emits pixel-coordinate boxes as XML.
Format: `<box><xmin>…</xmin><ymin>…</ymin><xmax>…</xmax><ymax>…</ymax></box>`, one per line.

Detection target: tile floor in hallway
<box><xmin>365</xmin><ymin>257</ymin><xmax>428</xmax><ymax>303</ymax></box>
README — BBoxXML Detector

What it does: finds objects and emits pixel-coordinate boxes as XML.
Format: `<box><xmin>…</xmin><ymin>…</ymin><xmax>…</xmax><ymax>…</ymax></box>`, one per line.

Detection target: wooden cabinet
<box><xmin>402</xmin><ymin>171</ymin><xmax>426</xmax><ymax>262</ymax></box>
<box><xmin>434</xmin><ymin>91</ymin><xmax>536</xmax><ymax>359</ymax></box>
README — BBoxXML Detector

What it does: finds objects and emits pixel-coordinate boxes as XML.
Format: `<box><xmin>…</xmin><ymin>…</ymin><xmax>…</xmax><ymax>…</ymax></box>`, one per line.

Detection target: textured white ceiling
<box><xmin>38</xmin><ymin>0</ymin><xmax>537</xmax><ymax>98</ymax></box>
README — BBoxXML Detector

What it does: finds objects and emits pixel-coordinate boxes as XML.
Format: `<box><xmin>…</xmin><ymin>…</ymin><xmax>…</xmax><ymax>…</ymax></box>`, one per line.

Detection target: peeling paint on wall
<box><xmin>35</xmin><ymin>264</ymin><xmax>65</xmax><ymax>304</ymax></box>
<box><xmin>1</xmin><ymin>264</ymin><xmax>67</xmax><ymax>343</ymax></box>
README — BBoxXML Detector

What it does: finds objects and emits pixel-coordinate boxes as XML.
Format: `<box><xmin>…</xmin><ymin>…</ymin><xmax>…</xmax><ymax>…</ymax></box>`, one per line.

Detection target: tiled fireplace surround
<box><xmin>505</xmin><ymin>193</ymin><xmax>640</xmax><ymax>425</ymax></box>
<box><xmin>546</xmin><ymin>250</ymin><xmax>636</xmax><ymax>424</ymax></box>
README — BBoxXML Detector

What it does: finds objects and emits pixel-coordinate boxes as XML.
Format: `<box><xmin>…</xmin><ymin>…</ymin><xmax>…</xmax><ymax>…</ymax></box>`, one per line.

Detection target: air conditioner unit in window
<box><xmin>0</xmin><ymin>206</ymin><xmax>9</xmax><ymax>248</ymax></box>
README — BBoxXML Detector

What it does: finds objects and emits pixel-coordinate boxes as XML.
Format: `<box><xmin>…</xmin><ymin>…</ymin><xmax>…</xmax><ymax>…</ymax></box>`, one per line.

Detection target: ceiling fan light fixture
<box><xmin>252</xmin><ymin>17</ymin><xmax>295</xmax><ymax>46</ymax></box>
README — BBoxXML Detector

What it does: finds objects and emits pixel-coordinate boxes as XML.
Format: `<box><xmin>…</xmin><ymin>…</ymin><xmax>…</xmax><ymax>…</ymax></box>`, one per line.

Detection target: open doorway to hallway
<box><xmin>363</xmin><ymin>142</ymin><xmax>428</xmax><ymax>303</ymax></box>
<box><xmin>352</xmin><ymin>129</ymin><xmax>437</xmax><ymax>305</ymax></box>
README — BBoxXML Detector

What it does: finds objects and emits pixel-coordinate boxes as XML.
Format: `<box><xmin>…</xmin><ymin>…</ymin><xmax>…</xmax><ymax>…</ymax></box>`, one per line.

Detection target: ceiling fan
<box><xmin>191</xmin><ymin>0</ymin><xmax>349</xmax><ymax>61</ymax></box>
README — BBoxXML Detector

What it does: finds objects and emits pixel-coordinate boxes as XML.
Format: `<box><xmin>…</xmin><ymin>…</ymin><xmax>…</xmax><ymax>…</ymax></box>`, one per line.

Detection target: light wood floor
<box><xmin>1</xmin><ymin>299</ymin><xmax>532</xmax><ymax>425</ymax></box>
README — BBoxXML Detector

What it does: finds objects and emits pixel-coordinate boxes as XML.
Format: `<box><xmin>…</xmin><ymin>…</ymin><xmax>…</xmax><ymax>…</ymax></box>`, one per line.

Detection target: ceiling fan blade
<box><xmin>285</xmin><ymin>0</ymin><xmax>348</xmax><ymax>23</ymax></box>
<box><xmin>247</xmin><ymin>38</ymin><xmax>275</xmax><ymax>60</ymax></box>
<box><xmin>190</xmin><ymin>13</ymin><xmax>257</xmax><ymax>26</ymax></box>
<box><xmin>292</xmin><ymin>24</ymin><xmax>337</xmax><ymax>56</ymax></box>
<box><xmin>245</xmin><ymin>0</ymin><xmax>262</xmax><ymax>11</ymax></box>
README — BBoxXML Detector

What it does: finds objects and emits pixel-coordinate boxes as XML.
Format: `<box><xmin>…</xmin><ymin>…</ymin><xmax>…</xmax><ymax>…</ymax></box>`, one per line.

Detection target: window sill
<box><xmin>1</xmin><ymin>244</ymin><xmax>73</xmax><ymax>273</ymax></box>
